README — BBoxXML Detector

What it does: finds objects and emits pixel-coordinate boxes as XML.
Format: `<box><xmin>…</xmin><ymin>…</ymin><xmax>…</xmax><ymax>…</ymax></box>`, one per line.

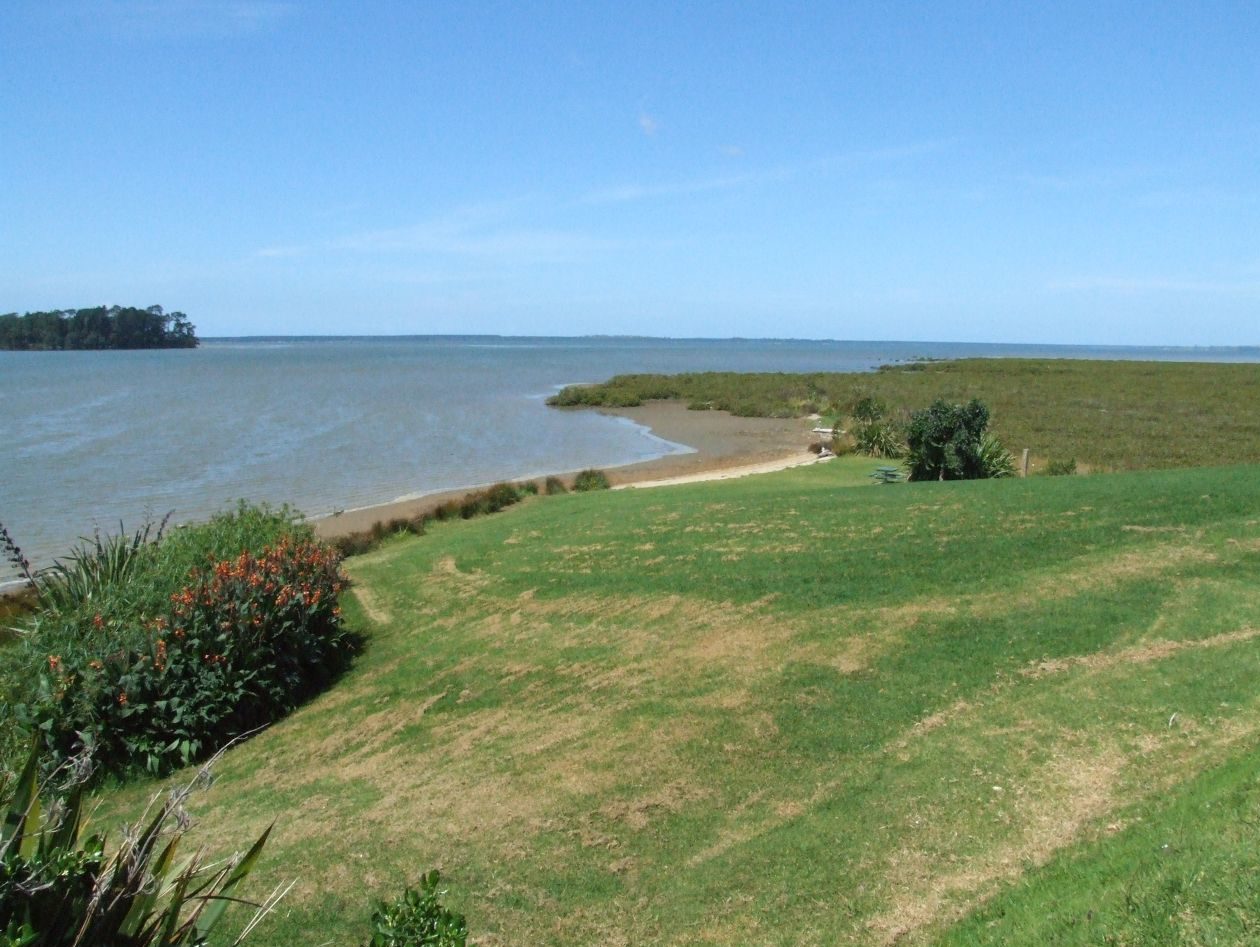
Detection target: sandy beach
<box><xmin>313</xmin><ymin>402</ymin><xmax>818</xmax><ymax>542</ymax></box>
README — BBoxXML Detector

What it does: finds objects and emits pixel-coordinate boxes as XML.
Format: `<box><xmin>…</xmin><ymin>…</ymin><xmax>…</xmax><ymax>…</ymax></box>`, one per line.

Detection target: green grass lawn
<box><xmin>92</xmin><ymin>457</ymin><xmax>1260</xmax><ymax>944</ymax></box>
<box><xmin>551</xmin><ymin>358</ymin><xmax>1260</xmax><ymax>472</ymax></box>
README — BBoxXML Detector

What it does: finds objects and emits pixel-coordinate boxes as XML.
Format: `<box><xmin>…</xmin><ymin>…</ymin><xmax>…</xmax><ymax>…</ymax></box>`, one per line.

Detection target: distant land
<box><xmin>0</xmin><ymin>305</ymin><xmax>198</xmax><ymax>351</ymax></box>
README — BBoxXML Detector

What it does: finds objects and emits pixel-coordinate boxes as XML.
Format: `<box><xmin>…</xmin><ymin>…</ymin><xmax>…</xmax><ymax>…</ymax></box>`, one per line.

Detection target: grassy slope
<box><xmin>551</xmin><ymin>359</ymin><xmax>1260</xmax><ymax>472</ymax></box>
<box><xmin>94</xmin><ymin>457</ymin><xmax>1260</xmax><ymax>945</ymax></box>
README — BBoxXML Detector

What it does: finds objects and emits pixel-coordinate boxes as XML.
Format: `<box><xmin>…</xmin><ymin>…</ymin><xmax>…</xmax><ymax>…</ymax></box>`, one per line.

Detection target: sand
<box><xmin>312</xmin><ymin>402</ymin><xmax>820</xmax><ymax>542</ymax></box>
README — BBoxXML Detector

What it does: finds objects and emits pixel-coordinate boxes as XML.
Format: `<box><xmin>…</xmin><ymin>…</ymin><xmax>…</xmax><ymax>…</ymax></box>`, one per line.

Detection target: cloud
<box><xmin>718</xmin><ymin>145</ymin><xmax>744</xmax><ymax>157</ymax></box>
<box><xmin>585</xmin><ymin>139</ymin><xmax>954</xmax><ymax>206</ymax></box>
<box><xmin>583</xmin><ymin>172</ymin><xmax>757</xmax><ymax>205</ymax></box>
<box><xmin>638</xmin><ymin>112</ymin><xmax>659</xmax><ymax>137</ymax></box>
<box><xmin>338</xmin><ymin>224</ymin><xmax>605</xmax><ymax>264</ymax></box>
<box><xmin>85</xmin><ymin>1</ymin><xmax>295</xmax><ymax>38</ymax></box>
<box><xmin>308</xmin><ymin>200</ymin><xmax>612</xmax><ymax>267</ymax></box>
<box><xmin>1048</xmin><ymin>275</ymin><xmax>1260</xmax><ymax>297</ymax></box>
<box><xmin>255</xmin><ymin>245</ymin><xmax>304</xmax><ymax>258</ymax></box>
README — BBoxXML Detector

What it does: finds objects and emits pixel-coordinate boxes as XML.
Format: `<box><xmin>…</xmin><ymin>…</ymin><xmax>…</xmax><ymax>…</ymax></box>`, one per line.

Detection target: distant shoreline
<box><xmin>311</xmin><ymin>402</ymin><xmax>815</xmax><ymax>543</ymax></box>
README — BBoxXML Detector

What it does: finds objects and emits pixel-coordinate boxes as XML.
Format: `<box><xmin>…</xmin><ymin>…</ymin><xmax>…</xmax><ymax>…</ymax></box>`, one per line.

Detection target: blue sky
<box><xmin>2</xmin><ymin>1</ymin><xmax>1258</xmax><ymax>343</ymax></box>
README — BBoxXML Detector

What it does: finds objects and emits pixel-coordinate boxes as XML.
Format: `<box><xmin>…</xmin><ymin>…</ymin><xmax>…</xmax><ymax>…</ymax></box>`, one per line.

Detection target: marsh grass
<box><xmin>79</xmin><ymin>458</ymin><xmax>1260</xmax><ymax>945</ymax></box>
<box><xmin>550</xmin><ymin>358</ymin><xmax>1260</xmax><ymax>471</ymax></box>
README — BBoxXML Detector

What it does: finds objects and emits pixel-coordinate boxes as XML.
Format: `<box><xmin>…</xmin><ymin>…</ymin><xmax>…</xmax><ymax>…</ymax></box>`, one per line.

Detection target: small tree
<box><xmin>906</xmin><ymin>398</ymin><xmax>993</xmax><ymax>481</ymax></box>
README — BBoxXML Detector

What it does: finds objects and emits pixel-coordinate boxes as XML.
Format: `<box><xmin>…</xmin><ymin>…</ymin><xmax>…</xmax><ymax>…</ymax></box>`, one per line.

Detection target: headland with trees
<box><xmin>0</xmin><ymin>305</ymin><xmax>198</xmax><ymax>350</ymax></box>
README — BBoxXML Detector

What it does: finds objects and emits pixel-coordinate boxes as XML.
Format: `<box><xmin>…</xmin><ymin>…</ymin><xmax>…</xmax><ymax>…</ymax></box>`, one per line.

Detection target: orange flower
<box><xmin>48</xmin><ymin>655</ymin><xmax>61</xmax><ymax>672</ymax></box>
<box><xmin>117</xmin><ymin>692</ymin><xmax>128</xmax><ymax>706</ymax></box>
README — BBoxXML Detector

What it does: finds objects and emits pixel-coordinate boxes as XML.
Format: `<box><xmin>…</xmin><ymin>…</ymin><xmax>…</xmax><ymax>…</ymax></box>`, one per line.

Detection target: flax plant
<box><xmin>0</xmin><ymin>740</ymin><xmax>287</xmax><ymax>946</ymax></box>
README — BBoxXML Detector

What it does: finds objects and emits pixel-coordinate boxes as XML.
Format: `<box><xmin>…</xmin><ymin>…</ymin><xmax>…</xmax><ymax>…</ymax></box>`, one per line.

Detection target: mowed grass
<box><xmin>551</xmin><ymin>358</ymin><xmax>1260</xmax><ymax>472</ymax></box>
<box><xmin>92</xmin><ymin>457</ymin><xmax>1260</xmax><ymax>945</ymax></box>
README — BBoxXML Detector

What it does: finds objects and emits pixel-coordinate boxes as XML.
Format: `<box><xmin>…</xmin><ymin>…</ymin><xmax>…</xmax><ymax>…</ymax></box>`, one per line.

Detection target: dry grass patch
<box><xmin>1019</xmin><ymin>625</ymin><xmax>1260</xmax><ymax>679</ymax></box>
<box><xmin>869</xmin><ymin>740</ymin><xmax>1126</xmax><ymax>945</ymax></box>
<box><xmin>350</xmin><ymin>583</ymin><xmax>391</xmax><ymax>625</ymax></box>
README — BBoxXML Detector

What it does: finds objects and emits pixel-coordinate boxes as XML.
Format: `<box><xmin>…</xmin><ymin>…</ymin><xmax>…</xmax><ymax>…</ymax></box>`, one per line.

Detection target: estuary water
<box><xmin>2</xmin><ymin>335</ymin><xmax>1258</xmax><ymax>578</ymax></box>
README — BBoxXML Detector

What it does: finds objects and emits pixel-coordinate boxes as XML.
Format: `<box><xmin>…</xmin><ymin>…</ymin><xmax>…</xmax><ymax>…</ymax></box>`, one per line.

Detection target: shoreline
<box><xmin>1</xmin><ymin>403</ymin><xmax>819</xmax><ymax>595</ymax></box>
<box><xmin>312</xmin><ymin>402</ymin><xmax>818</xmax><ymax>543</ymax></box>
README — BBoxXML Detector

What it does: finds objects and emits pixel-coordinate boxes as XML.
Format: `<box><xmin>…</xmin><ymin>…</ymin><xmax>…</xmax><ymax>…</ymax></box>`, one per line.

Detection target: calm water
<box><xmin>3</xmin><ymin>335</ymin><xmax>1258</xmax><ymax>578</ymax></box>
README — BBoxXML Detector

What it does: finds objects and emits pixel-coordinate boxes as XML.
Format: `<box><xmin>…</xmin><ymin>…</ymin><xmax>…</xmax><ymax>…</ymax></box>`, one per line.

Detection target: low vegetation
<box><xmin>549</xmin><ymin>358</ymin><xmax>1260</xmax><ymax>471</ymax></box>
<box><xmin>330</xmin><ymin>476</ymin><xmax>610</xmax><ymax>558</ymax></box>
<box><xmin>82</xmin><ymin>457</ymin><xmax>1260</xmax><ymax>944</ymax></box>
<box><xmin>0</xmin><ymin>504</ymin><xmax>357</xmax><ymax>781</ymax></box>
<box><xmin>0</xmin><ymin>742</ymin><xmax>280</xmax><ymax>946</ymax></box>
<box><xmin>363</xmin><ymin>871</ymin><xmax>466</xmax><ymax>947</ymax></box>
<box><xmin>571</xmin><ymin>468</ymin><xmax>611</xmax><ymax>492</ymax></box>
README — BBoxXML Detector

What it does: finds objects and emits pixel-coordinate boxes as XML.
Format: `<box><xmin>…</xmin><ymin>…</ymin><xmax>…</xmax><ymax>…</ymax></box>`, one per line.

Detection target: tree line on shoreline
<box><xmin>0</xmin><ymin>305</ymin><xmax>198</xmax><ymax>350</ymax></box>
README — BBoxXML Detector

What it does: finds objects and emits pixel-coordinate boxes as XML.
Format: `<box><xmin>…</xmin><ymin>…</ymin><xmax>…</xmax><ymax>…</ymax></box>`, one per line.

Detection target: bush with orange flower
<box><xmin>2</xmin><ymin>505</ymin><xmax>358</xmax><ymax>780</ymax></box>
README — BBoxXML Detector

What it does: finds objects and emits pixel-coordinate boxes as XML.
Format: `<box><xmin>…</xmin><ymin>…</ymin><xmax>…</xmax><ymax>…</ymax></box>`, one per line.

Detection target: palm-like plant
<box><xmin>0</xmin><ymin>742</ymin><xmax>286</xmax><ymax>946</ymax></box>
<box><xmin>33</xmin><ymin>518</ymin><xmax>169</xmax><ymax>615</ymax></box>
<box><xmin>978</xmin><ymin>433</ymin><xmax>1016</xmax><ymax>479</ymax></box>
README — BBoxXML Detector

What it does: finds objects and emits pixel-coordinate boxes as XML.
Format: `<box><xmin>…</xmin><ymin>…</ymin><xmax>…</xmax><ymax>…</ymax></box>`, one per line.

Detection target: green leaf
<box><xmin>193</xmin><ymin>822</ymin><xmax>273</xmax><ymax>938</ymax></box>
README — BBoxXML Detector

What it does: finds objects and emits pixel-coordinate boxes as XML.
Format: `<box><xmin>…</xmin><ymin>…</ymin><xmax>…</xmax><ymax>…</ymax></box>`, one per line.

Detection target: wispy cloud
<box><xmin>583</xmin><ymin>172</ymin><xmax>759</xmax><ymax>205</ymax></box>
<box><xmin>1048</xmin><ymin>275</ymin><xmax>1260</xmax><ymax>297</ymax></box>
<box><xmin>336</xmin><ymin>202</ymin><xmax>609</xmax><ymax>265</ymax></box>
<box><xmin>255</xmin><ymin>200</ymin><xmax>611</xmax><ymax>268</ymax></box>
<box><xmin>86</xmin><ymin>1</ymin><xmax>295</xmax><ymax>38</ymax></box>
<box><xmin>840</xmin><ymin>139</ymin><xmax>955</xmax><ymax>164</ymax></box>
<box><xmin>585</xmin><ymin>139</ymin><xmax>954</xmax><ymax>206</ymax></box>
<box><xmin>255</xmin><ymin>244</ymin><xmax>304</xmax><ymax>259</ymax></box>
<box><xmin>638</xmin><ymin>112</ymin><xmax>660</xmax><ymax>137</ymax></box>
<box><xmin>337</xmin><ymin>223</ymin><xmax>607</xmax><ymax>264</ymax></box>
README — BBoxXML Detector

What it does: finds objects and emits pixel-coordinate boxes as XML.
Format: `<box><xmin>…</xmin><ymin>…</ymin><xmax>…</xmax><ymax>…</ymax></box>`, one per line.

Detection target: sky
<box><xmin>2</xmin><ymin>1</ymin><xmax>1258</xmax><ymax>344</ymax></box>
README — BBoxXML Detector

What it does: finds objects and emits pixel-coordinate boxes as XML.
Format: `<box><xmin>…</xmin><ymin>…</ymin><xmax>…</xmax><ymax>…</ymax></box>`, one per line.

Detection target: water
<box><xmin>3</xmin><ymin>335</ymin><xmax>1258</xmax><ymax>578</ymax></box>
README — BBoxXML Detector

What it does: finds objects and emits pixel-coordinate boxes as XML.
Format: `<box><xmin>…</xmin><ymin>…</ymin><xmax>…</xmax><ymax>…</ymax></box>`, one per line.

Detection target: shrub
<box><xmin>12</xmin><ymin>538</ymin><xmax>356</xmax><ymax>779</ymax></box>
<box><xmin>33</xmin><ymin>518</ymin><xmax>168</xmax><ymax>616</ymax></box>
<box><xmin>571</xmin><ymin>469</ymin><xmax>610</xmax><ymax>492</ymax></box>
<box><xmin>1045</xmin><ymin>457</ymin><xmax>1078</xmax><ymax>476</ymax></box>
<box><xmin>906</xmin><ymin>398</ymin><xmax>992</xmax><ymax>481</ymax></box>
<box><xmin>849</xmin><ymin>394</ymin><xmax>886</xmax><ymax>424</ymax></box>
<box><xmin>543</xmin><ymin>476</ymin><xmax>568</xmax><ymax>495</ymax></box>
<box><xmin>853</xmin><ymin>419</ymin><xmax>905</xmax><ymax>459</ymax></box>
<box><xmin>458</xmin><ymin>483</ymin><xmax>524</xmax><ymax>519</ymax></box>
<box><xmin>0</xmin><ymin>742</ymin><xmax>283</xmax><ymax>946</ymax></box>
<box><xmin>364</xmin><ymin>871</ymin><xmax>466</xmax><ymax>947</ymax></box>
<box><xmin>978</xmin><ymin>433</ymin><xmax>1016</xmax><ymax>479</ymax></box>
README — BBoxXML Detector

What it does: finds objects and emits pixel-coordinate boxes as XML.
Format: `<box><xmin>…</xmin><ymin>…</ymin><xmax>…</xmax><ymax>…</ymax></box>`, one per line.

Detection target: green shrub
<box><xmin>1045</xmin><ymin>457</ymin><xmax>1078</xmax><ymax>476</ymax></box>
<box><xmin>0</xmin><ymin>743</ymin><xmax>282</xmax><ymax>946</ymax></box>
<box><xmin>978</xmin><ymin>433</ymin><xmax>1016</xmax><ymax>479</ymax></box>
<box><xmin>30</xmin><ymin>519</ymin><xmax>168</xmax><ymax>616</ymax></box>
<box><xmin>364</xmin><ymin>871</ymin><xmax>466</xmax><ymax>947</ymax></box>
<box><xmin>906</xmin><ymin>399</ymin><xmax>992</xmax><ymax>481</ymax></box>
<box><xmin>849</xmin><ymin>394</ymin><xmax>886</xmax><ymax>424</ymax></box>
<box><xmin>12</xmin><ymin>538</ymin><xmax>356</xmax><ymax>779</ymax></box>
<box><xmin>458</xmin><ymin>483</ymin><xmax>524</xmax><ymax>519</ymax></box>
<box><xmin>571</xmin><ymin>469</ymin><xmax>610</xmax><ymax>492</ymax></box>
<box><xmin>139</xmin><ymin>502</ymin><xmax>309</xmax><ymax>612</ymax></box>
<box><xmin>543</xmin><ymin>476</ymin><xmax>568</xmax><ymax>496</ymax></box>
<box><xmin>853</xmin><ymin>419</ymin><xmax>905</xmax><ymax>459</ymax></box>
